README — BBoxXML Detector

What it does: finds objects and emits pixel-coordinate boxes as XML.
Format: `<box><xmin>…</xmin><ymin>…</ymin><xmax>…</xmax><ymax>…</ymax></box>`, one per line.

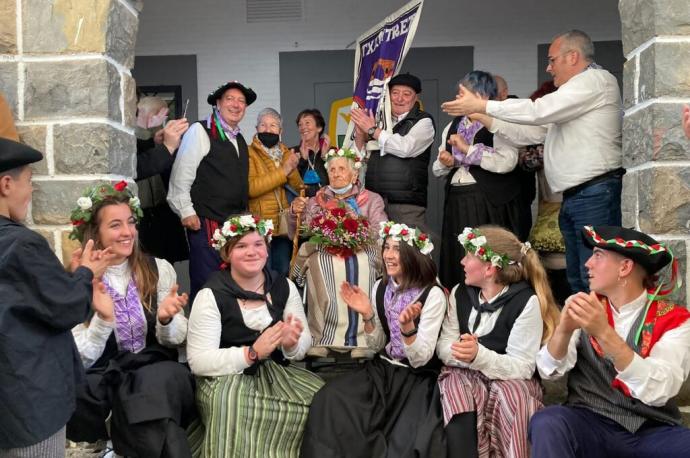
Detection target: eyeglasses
<box><xmin>547</xmin><ymin>49</ymin><xmax>574</xmax><ymax>66</ymax></box>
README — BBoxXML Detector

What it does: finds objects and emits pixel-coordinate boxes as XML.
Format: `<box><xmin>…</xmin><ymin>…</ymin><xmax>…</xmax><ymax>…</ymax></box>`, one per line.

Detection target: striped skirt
<box><xmin>438</xmin><ymin>367</ymin><xmax>543</xmax><ymax>458</ymax></box>
<box><xmin>188</xmin><ymin>361</ymin><xmax>324</xmax><ymax>458</ymax></box>
<box><xmin>292</xmin><ymin>243</ymin><xmax>380</xmax><ymax>351</ymax></box>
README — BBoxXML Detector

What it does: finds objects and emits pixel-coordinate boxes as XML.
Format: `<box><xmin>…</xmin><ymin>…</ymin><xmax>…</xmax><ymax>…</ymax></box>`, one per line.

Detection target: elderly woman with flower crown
<box><xmin>66</xmin><ymin>180</ymin><xmax>196</xmax><ymax>458</ymax></box>
<box><xmin>436</xmin><ymin>225</ymin><xmax>560</xmax><ymax>458</ymax></box>
<box><xmin>185</xmin><ymin>214</ymin><xmax>323</xmax><ymax>458</ymax></box>
<box><xmin>289</xmin><ymin>147</ymin><xmax>387</xmax><ymax>358</ymax></box>
<box><xmin>300</xmin><ymin>221</ymin><xmax>447</xmax><ymax>458</ymax></box>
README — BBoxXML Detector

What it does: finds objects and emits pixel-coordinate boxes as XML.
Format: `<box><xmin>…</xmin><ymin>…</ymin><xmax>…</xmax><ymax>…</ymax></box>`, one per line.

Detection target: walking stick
<box><xmin>289</xmin><ymin>186</ymin><xmax>306</xmax><ymax>277</ymax></box>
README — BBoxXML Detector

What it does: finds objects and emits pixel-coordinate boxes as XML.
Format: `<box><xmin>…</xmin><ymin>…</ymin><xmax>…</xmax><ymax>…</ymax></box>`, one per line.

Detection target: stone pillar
<box><xmin>619</xmin><ymin>0</ymin><xmax>690</xmax><ymax>304</ymax></box>
<box><xmin>0</xmin><ymin>0</ymin><xmax>142</xmax><ymax>260</ymax></box>
<box><xmin>620</xmin><ymin>0</ymin><xmax>690</xmax><ymax>410</ymax></box>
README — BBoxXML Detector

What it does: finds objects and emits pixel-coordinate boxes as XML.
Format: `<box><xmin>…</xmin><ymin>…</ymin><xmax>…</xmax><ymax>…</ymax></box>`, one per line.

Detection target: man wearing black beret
<box><xmin>0</xmin><ymin>138</ymin><xmax>114</xmax><ymax>456</ymax></box>
<box><xmin>350</xmin><ymin>73</ymin><xmax>435</xmax><ymax>234</ymax></box>
<box><xmin>167</xmin><ymin>81</ymin><xmax>257</xmax><ymax>300</ymax></box>
<box><xmin>530</xmin><ymin>225</ymin><xmax>690</xmax><ymax>457</ymax></box>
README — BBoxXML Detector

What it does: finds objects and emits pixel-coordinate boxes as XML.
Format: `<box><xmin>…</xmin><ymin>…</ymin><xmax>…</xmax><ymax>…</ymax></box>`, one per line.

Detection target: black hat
<box><xmin>581</xmin><ymin>225</ymin><xmax>672</xmax><ymax>274</ymax></box>
<box><xmin>0</xmin><ymin>138</ymin><xmax>43</xmax><ymax>173</ymax></box>
<box><xmin>389</xmin><ymin>73</ymin><xmax>422</xmax><ymax>94</ymax></box>
<box><xmin>207</xmin><ymin>81</ymin><xmax>257</xmax><ymax>106</ymax></box>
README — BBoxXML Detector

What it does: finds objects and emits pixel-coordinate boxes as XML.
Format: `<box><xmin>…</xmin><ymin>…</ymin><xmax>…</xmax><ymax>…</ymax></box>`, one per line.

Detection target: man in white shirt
<box><xmin>167</xmin><ymin>81</ymin><xmax>257</xmax><ymax>299</ymax></box>
<box><xmin>351</xmin><ymin>73</ymin><xmax>435</xmax><ymax>232</ymax></box>
<box><xmin>529</xmin><ymin>225</ymin><xmax>690</xmax><ymax>457</ymax></box>
<box><xmin>442</xmin><ymin>30</ymin><xmax>624</xmax><ymax>295</ymax></box>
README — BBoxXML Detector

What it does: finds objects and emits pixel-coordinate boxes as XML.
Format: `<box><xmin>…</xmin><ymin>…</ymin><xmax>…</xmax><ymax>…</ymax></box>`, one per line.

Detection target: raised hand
<box><xmin>398</xmin><ymin>301</ymin><xmax>422</xmax><ymax>327</ymax></box>
<box><xmin>162</xmin><ymin>118</ymin><xmax>190</xmax><ymax>153</ymax></box>
<box><xmin>92</xmin><ymin>279</ymin><xmax>115</xmax><ymax>322</ymax></box>
<box><xmin>279</xmin><ymin>313</ymin><xmax>304</xmax><ymax>351</ymax></box>
<box><xmin>320</xmin><ymin>134</ymin><xmax>331</xmax><ymax>156</ymax></box>
<box><xmin>340</xmin><ymin>281</ymin><xmax>374</xmax><ymax>318</ymax></box>
<box><xmin>79</xmin><ymin>239</ymin><xmax>116</xmax><ymax>278</ymax></box>
<box><xmin>441</xmin><ymin>85</ymin><xmax>486</xmax><ymax>117</ymax></box>
<box><xmin>253</xmin><ymin>321</ymin><xmax>285</xmax><ymax>359</ymax></box>
<box><xmin>451</xmin><ymin>333</ymin><xmax>478</xmax><ymax>363</ymax></box>
<box><xmin>282</xmin><ymin>149</ymin><xmax>300</xmax><ymax>176</ymax></box>
<box><xmin>566</xmin><ymin>291</ymin><xmax>609</xmax><ymax>338</ymax></box>
<box><xmin>157</xmin><ymin>284</ymin><xmax>188</xmax><ymax>325</ymax></box>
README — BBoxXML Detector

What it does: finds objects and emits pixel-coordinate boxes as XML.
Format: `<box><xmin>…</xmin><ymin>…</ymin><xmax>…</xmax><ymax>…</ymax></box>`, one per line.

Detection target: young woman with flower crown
<box><xmin>185</xmin><ymin>214</ymin><xmax>323</xmax><ymax>458</ymax></box>
<box><xmin>436</xmin><ymin>225</ymin><xmax>560</xmax><ymax>458</ymax></box>
<box><xmin>300</xmin><ymin>221</ymin><xmax>448</xmax><ymax>458</ymax></box>
<box><xmin>66</xmin><ymin>181</ymin><xmax>196</xmax><ymax>458</ymax></box>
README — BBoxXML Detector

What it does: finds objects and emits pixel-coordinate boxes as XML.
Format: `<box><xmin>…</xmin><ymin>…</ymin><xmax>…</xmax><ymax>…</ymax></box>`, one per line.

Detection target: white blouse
<box><xmin>71</xmin><ymin>258</ymin><xmax>188</xmax><ymax>368</ymax></box>
<box><xmin>186</xmin><ymin>279</ymin><xmax>311</xmax><ymax>376</ymax></box>
<box><xmin>365</xmin><ymin>279</ymin><xmax>447</xmax><ymax>369</ymax></box>
<box><xmin>437</xmin><ymin>285</ymin><xmax>543</xmax><ymax>380</ymax></box>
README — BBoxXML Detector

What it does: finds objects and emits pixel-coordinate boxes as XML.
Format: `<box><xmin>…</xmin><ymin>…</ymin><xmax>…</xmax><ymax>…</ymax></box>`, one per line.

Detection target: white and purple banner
<box><xmin>343</xmin><ymin>0</ymin><xmax>424</xmax><ymax>149</ymax></box>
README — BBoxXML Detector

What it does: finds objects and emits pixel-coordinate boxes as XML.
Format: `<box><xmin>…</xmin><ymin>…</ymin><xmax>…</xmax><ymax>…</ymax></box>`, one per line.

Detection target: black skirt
<box><xmin>440</xmin><ymin>183</ymin><xmax>522</xmax><ymax>290</ymax></box>
<box><xmin>300</xmin><ymin>357</ymin><xmax>446</xmax><ymax>458</ymax></box>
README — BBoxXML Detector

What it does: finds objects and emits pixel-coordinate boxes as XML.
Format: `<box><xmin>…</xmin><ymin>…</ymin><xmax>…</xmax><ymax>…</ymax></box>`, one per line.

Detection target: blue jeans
<box><xmin>559</xmin><ymin>176</ymin><xmax>622</xmax><ymax>294</ymax></box>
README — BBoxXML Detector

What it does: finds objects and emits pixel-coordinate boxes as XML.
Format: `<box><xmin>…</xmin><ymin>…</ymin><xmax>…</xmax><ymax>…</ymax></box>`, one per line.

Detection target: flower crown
<box><xmin>69</xmin><ymin>180</ymin><xmax>143</xmax><ymax>242</ymax></box>
<box><xmin>457</xmin><ymin>227</ymin><xmax>512</xmax><ymax>269</ymax></box>
<box><xmin>211</xmin><ymin>214</ymin><xmax>273</xmax><ymax>251</ymax></box>
<box><xmin>379</xmin><ymin>221</ymin><xmax>434</xmax><ymax>256</ymax></box>
<box><xmin>324</xmin><ymin>148</ymin><xmax>364</xmax><ymax>169</ymax></box>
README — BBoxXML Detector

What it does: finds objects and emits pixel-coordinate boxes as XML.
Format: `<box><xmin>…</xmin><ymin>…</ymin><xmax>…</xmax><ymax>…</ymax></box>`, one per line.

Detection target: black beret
<box><xmin>207</xmin><ymin>81</ymin><xmax>257</xmax><ymax>106</ymax></box>
<box><xmin>389</xmin><ymin>73</ymin><xmax>422</xmax><ymax>94</ymax></box>
<box><xmin>0</xmin><ymin>138</ymin><xmax>43</xmax><ymax>173</ymax></box>
<box><xmin>581</xmin><ymin>225</ymin><xmax>672</xmax><ymax>274</ymax></box>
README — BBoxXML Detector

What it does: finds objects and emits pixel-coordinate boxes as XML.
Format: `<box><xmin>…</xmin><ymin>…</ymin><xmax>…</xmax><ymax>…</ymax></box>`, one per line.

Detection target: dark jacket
<box><xmin>0</xmin><ymin>216</ymin><xmax>93</xmax><ymax>448</ymax></box>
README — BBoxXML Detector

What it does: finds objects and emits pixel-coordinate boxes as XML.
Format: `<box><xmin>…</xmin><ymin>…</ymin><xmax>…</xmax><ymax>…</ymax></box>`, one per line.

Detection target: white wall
<box><xmin>135</xmin><ymin>0</ymin><xmax>621</xmax><ymax>132</ymax></box>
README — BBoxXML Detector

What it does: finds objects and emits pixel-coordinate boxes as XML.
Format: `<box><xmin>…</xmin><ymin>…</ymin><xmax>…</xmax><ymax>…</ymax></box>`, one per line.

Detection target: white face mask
<box><xmin>328</xmin><ymin>183</ymin><xmax>353</xmax><ymax>195</ymax></box>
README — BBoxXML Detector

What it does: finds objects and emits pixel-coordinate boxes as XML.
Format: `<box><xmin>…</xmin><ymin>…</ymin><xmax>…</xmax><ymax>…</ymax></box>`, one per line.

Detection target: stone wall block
<box><xmin>31</xmin><ymin>180</ymin><xmax>96</xmax><ymax>224</ymax></box>
<box><xmin>638</xmin><ymin>167</ymin><xmax>690</xmax><ymax>235</ymax></box>
<box><xmin>0</xmin><ymin>62</ymin><xmax>18</xmax><ymax>117</ymax></box>
<box><xmin>621</xmin><ymin>171</ymin><xmax>638</xmax><ymax>228</ymax></box>
<box><xmin>53</xmin><ymin>123</ymin><xmax>136</xmax><ymax>176</ymax></box>
<box><xmin>22</xmin><ymin>0</ymin><xmax>111</xmax><ymax>54</ymax></box>
<box><xmin>0</xmin><ymin>0</ymin><xmax>17</xmax><ymax>53</ymax></box>
<box><xmin>122</xmin><ymin>73</ymin><xmax>137</xmax><ymax>128</ymax></box>
<box><xmin>620</xmin><ymin>0</ymin><xmax>690</xmax><ymax>55</ymax></box>
<box><xmin>623</xmin><ymin>103</ymin><xmax>690</xmax><ymax>168</ymax></box>
<box><xmin>106</xmin><ymin>0</ymin><xmax>138</xmax><ymax>68</ymax></box>
<box><xmin>16</xmin><ymin>125</ymin><xmax>48</xmax><ymax>174</ymax></box>
<box><xmin>622</xmin><ymin>58</ymin><xmax>636</xmax><ymax>110</ymax></box>
<box><xmin>60</xmin><ymin>230</ymin><xmax>81</xmax><ymax>267</ymax></box>
<box><xmin>24</xmin><ymin>60</ymin><xmax>121</xmax><ymax>121</ymax></box>
<box><xmin>33</xmin><ymin>229</ymin><xmax>55</xmax><ymax>251</ymax></box>
<box><xmin>639</xmin><ymin>43</ymin><xmax>690</xmax><ymax>102</ymax></box>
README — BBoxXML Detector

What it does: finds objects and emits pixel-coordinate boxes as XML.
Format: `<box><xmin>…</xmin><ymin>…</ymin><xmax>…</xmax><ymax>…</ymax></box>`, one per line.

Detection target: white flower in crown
<box><xmin>457</xmin><ymin>227</ymin><xmax>473</xmax><ymax>245</ymax></box>
<box><xmin>337</xmin><ymin>149</ymin><xmax>345</xmax><ymax>156</ymax></box>
<box><xmin>387</xmin><ymin>223</ymin><xmax>404</xmax><ymax>237</ymax></box>
<box><xmin>77</xmin><ymin>197</ymin><xmax>92</xmax><ymax>211</ymax></box>
<box><xmin>490</xmin><ymin>255</ymin><xmax>503</xmax><ymax>268</ymax></box>
<box><xmin>129</xmin><ymin>196</ymin><xmax>141</xmax><ymax>209</ymax></box>
<box><xmin>264</xmin><ymin>219</ymin><xmax>274</xmax><ymax>233</ymax></box>
<box><xmin>470</xmin><ymin>235</ymin><xmax>487</xmax><ymax>247</ymax></box>
<box><xmin>354</xmin><ymin>161</ymin><xmax>362</xmax><ymax>169</ymax></box>
<box><xmin>420</xmin><ymin>240</ymin><xmax>434</xmax><ymax>256</ymax></box>
<box><xmin>239</xmin><ymin>214</ymin><xmax>256</xmax><ymax>227</ymax></box>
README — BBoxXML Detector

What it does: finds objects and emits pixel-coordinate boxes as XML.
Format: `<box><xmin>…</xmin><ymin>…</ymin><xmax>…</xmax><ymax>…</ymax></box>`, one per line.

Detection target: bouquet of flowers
<box><xmin>304</xmin><ymin>206</ymin><xmax>374</xmax><ymax>258</ymax></box>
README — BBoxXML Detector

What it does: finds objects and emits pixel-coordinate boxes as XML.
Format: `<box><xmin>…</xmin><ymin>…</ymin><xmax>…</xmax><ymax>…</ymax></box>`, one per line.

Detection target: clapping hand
<box><xmin>566</xmin><ymin>291</ymin><xmax>609</xmax><ymax>338</ymax></box>
<box><xmin>340</xmin><ymin>281</ymin><xmax>374</xmax><ymax>318</ymax></box>
<box><xmin>398</xmin><ymin>301</ymin><xmax>422</xmax><ymax>336</ymax></box>
<box><xmin>92</xmin><ymin>279</ymin><xmax>114</xmax><ymax>322</ymax></box>
<box><xmin>438</xmin><ymin>150</ymin><xmax>455</xmax><ymax>168</ymax></box>
<box><xmin>79</xmin><ymin>239</ymin><xmax>116</xmax><ymax>278</ymax></box>
<box><xmin>451</xmin><ymin>333</ymin><xmax>478</xmax><ymax>363</ymax></box>
<box><xmin>253</xmin><ymin>321</ymin><xmax>285</xmax><ymax>359</ymax></box>
<box><xmin>283</xmin><ymin>149</ymin><xmax>300</xmax><ymax>175</ymax></box>
<box><xmin>157</xmin><ymin>284</ymin><xmax>188</xmax><ymax>325</ymax></box>
<box><xmin>441</xmin><ymin>85</ymin><xmax>486</xmax><ymax>117</ymax></box>
<box><xmin>447</xmin><ymin>133</ymin><xmax>469</xmax><ymax>154</ymax></box>
<box><xmin>279</xmin><ymin>313</ymin><xmax>303</xmax><ymax>352</ymax></box>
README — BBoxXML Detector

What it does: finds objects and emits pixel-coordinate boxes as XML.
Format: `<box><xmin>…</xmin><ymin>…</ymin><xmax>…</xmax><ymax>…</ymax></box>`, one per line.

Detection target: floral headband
<box><xmin>457</xmin><ymin>227</ymin><xmax>524</xmax><ymax>269</ymax></box>
<box><xmin>211</xmin><ymin>214</ymin><xmax>274</xmax><ymax>251</ymax></box>
<box><xmin>379</xmin><ymin>221</ymin><xmax>434</xmax><ymax>256</ymax></box>
<box><xmin>324</xmin><ymin>148</ymin><xmax>364</xmax><ymax>169</ymax></box>
<box><xmin>69</xmin><ymin>181</ymin><xmax>143</xmax><ymax>242</ymax></box>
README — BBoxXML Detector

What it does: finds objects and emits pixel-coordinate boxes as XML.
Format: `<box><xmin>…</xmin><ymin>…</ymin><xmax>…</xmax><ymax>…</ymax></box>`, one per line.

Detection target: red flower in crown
<box><xmin>72</xmin><ymin>219</ymin><xmax>84</xmax><ymax>226</ymax></box>
<box><xmin>419</xmin><ymin>233</ymin><xmax>427</xmax><ymax>241</ymax></box>
<box><xmin>343</xmin><ymin>218</ymin><xmax>359</xmax><ymax>234</ymax></box>
<box><xmin>477</xmin><ymin>247</ymin><xmax>486</xmax><ymax>256</ymax></box>
<box><xmin>230</xmin><ymin>224</ymin><xmax>238</xmax><ymax>232</ymax></box>
<box><xmin>467</xmin><ymin>232</ymin><xmax>475</xmax><ymax>240</ymax></box>
<box><xmin>400</xmin><ymin>228</ymin><xmax>409</xmax><ymax>236</ymax></box>
<box><xmin>331</xmin><ymin>208</ymin><xmax>347</xmax><ymax>218</ymax></box>
<box><xmin>384</xmin><ymin>225</ymin><xmax>390</xmax><ymax>234</ymax></box>
<box><xmin>113</xmin><ymin>180</ymin><xmax>127</xmax><ymax>192</ymax></box>
<box><xmin>254</xmin><ymin>216</ymin><xmax>260</xmax><ymax>223</ymax></box>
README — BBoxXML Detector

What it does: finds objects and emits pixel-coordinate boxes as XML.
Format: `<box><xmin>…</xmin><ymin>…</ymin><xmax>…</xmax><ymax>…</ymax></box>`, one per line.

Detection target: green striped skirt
<box><xmin>188</xmin><ymin>361</ymin><xmax>324</xmax><ymax>458</ymax></box>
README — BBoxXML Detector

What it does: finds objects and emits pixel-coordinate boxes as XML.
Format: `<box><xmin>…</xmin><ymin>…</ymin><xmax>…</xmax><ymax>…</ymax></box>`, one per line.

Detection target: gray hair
<box><xmin>256</xmin><ymin>107</ymin><xmax>282</xmax><ymax>128</ymax></box>
<box><xmin>556</xmin><ymin>29</ymin><xmax>595</xmax><ymax>62</ymax></box>
<box><xmin>326</xmin><ymin>155</ymin><xmax>356</xmax><ymax>173</ymax></box>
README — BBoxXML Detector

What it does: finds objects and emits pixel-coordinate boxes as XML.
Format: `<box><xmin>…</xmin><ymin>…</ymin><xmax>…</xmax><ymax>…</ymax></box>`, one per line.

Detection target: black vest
<box><xmin>567</xmin><ymin>308</ymin><xmax>682</xmax><ymax>432</ymax></box>
<box><xmin>445</xmin><ymin>116</ymin><xmax>521</xmax><ymax>207</ymax></box>
<box><xmin>454</xmin><ymin>282</ymin><xmax>534</xmax><ymax>354</ymax></box>
<box><xmin>375</xmin><ymin>281</ymin><xmax>442</xmax><ymax>372</ymax></box>
<box><xmin>91</xmin><ymin>258</ymin><xmax>163</xmax><ymax>368</ymax></box>
<box><xmin>365</xmin><ymin>103</ymin><xmax>434</xmax><ymax>207</ymax></box>
<box><xmin>190</xmin><ymin>122</ymin><xmax>249</xmax><ymax>222</ymax></box>
<box><xmin>205</xmin><ymin>270</ymin><xmax>291</xmax><ymax>374</ymax></box>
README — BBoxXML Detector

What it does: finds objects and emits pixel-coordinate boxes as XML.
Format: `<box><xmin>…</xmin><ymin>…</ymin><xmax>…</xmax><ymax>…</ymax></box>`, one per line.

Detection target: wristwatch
<box><xmin>247</xmin><ymin>345</ymin><xmax>259</xmax><ymax>364</ymax></box>
<box><xmin>367</xmin><ymin>126</ymin><xmax>377</xmax><ymax>140</ymax></box>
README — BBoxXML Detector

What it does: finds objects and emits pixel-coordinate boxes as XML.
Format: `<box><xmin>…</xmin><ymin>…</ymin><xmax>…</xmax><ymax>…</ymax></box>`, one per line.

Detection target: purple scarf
<box><xmin>206</xmin><ymin>108</ymin><xmax>241</xmax><ymax>139</ymax></box>
<box><xmin>103</xmin><ymin>277</ymin><xmax>148</xmax><ymax>353</ymax></box>
<box><xmin>383</xmin><ymin>281</ymin><xmax>422</xmax><ymax>360</ymax></box>
<box><xmin>452</xmin><ymin>117</ymin><xmax>492</xmax><ymax>169</ymax></box>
